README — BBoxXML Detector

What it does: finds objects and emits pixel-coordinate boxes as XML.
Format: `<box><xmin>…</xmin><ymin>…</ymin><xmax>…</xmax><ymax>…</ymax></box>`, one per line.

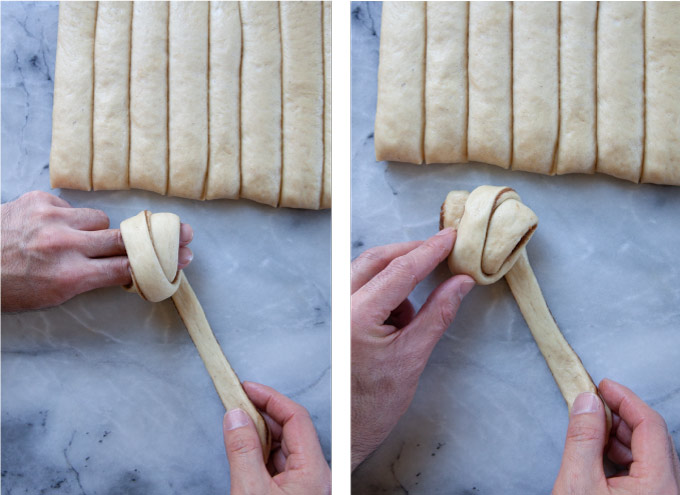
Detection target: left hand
<box><xmin>223</xmin><ymin>382</ymin><xmax>331</xmax><ymax>495</ymax></box>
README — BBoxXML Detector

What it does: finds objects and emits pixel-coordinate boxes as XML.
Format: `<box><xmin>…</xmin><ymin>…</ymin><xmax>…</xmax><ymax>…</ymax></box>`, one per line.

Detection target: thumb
<box><xmin>554</xmin><ymin>393</ymin><xmax>607</xmax><ymax>493</ymax></box>
<box><xmin>223</xmin><ymin>408</ymin><xmax>270</xmax><ymax>492</ymax></box>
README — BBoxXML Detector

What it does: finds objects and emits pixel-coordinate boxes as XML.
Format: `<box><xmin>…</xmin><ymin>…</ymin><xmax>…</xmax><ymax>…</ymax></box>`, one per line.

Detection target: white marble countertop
<box><xmin>351</xmin><ymin>2</ymin><xmax>680</xmax><ymax>493</ymax></box>
<box><xmin>1</xmin><ymin>3</ymin><xmax>330</xmax><ymax>494</ymax></box>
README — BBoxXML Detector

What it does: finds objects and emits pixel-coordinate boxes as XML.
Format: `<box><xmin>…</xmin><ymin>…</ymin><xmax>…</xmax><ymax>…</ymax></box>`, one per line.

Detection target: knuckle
<box><xmin>356</xmin><ymin>247</ymin><xmax>387</xmax><ymax>267</ymax></box>
<box><xmin>388</xmin><ymin>256</ymin><xmax>418</xmax><ymax>282</ymax></box>
<box><xmin>567</xmin><ymin>422</ymin><xmax>603</xmax><ymax>444</ymax></box>
<box><xmin>227</xmin><ymin>433</ymin><xmax>261</xmax><ymax>457</ymax></box>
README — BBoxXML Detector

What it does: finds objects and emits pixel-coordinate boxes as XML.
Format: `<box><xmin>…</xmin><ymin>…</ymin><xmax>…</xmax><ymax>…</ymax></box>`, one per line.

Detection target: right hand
<box><xmin>351</xmin><ymin>229</ymin><xmax>475</xmax><ymax>470</ymax></box>
<box><xmin>553</xmin><ymin>378</ymin><xmax>680</xmax><ymax>495</ymax></box>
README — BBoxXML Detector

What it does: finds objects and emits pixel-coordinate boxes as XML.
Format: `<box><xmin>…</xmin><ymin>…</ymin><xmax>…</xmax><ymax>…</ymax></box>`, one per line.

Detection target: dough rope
<box><xmin>441</xmin><ymin>186</ymin><xmax>612</xmax><ymax>430</ymax></box>
<box><xmin>120</xmin><ymin>210</ymin><xmax>271</xmax><ymax>459</ymax></box>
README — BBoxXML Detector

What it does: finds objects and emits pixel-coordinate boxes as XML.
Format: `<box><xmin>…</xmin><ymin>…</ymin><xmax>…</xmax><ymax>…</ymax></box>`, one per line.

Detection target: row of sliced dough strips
<box><xmin>375</xmin><ymin>1</ymin><xmax>680</xmax><ymax>187</ymax></box>
<box><xmin>50</xmin><ymin>1</ymin><xmax>331</xmax><ymax>210</ymax></box>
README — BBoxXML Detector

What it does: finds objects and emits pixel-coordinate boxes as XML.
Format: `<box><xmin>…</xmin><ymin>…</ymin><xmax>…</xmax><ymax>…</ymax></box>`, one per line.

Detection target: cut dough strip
<box><xmin>511</xmin><ymin>2</ymin><xmax>559</xmax><ymax>175</ymax></box>
<box><xmin>206</xmin><ymin>1</ymin><xmax>241</xmax><ymax>200</ymax></box>
<box><xmin>596</xmin><ymin>2</ymin><xmax>645</xmax><ymax>183</ymax></box>
<box><xmin>50</xmin><ymin>1</ymin><xmax>97</xmax><ymax>191</ymax></box>
<box><xmin>424</xmin><ymin>2</ymin><xmax>468</xmax><ymax>165</ymax></box>
<box><xmin>240</xmin><ymin>1</ymin><xmax>283</xmax><ymax>207</ymax></box>
<box><xmin>374</xmin><ymin>1</ymin><xmax>425</xmax><ymax>164</ymax></box>
<box><xmin>168</xmin><ymin>2</ymin><xmax>209</xmax><ymax>200</ymax></box>
<box><xmin>120</xmin><ymin>211</ymin><xmax>271</xmax><ymax>459</ymax></box>
<box><xmin>129</xmin><ymin>2</ymin><xmax>168</xmax><ymax>195</ymax></box>
<box><xmin>467</xmin><ymin>2</ymin><xmax>513</xmax><ymax>169</ymax></box>
<box><xmin>280</xmin><ymin>2</ymin><xmax>324</xmax><ymax>210</ymax></box>
<box><xmin>441</xmin><ymin>186</ymin><xmax>612</xmax><ymax>430</ymax></box>
<box><xmin>643</xmin><ymin>3</ymin><xmax>680</xmax><ymax>186</ymax></box>
<box><xmin>92</xmin><ymin>1</ymin><xmax>132</xmax><ymax>191</ymax></box>
<box><xmin>555</xmin><ymin>2</ymin><xmax>597</xmax><ymax>176</ymax></box>
<box><xmin>320</xmin><ymin>1</ymin><xmax>332</xmax><ymax>210</ymax></box>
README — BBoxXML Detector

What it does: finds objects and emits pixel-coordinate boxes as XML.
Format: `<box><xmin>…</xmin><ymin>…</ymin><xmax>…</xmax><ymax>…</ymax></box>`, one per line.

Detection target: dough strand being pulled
<box><xmin>120</xmin><ymin>210</ymin><xmax>271</xmax><ymax>459</ymax></box>
<box><xmin>441</xmin><ymin>186</ymin><xmax>612</xmax><ymax>431</ymax></box>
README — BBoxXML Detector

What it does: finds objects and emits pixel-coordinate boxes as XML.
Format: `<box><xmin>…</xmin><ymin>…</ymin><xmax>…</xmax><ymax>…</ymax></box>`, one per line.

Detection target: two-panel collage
<box><xmin>1</xmin><ymin>1</ymin><xmax>679</xmax><ymax>494</ymax></box>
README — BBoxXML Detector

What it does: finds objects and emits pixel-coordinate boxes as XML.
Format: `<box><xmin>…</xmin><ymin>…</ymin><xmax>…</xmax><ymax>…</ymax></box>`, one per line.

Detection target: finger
<box><xmin>385</xmin><ymin>299</ymin><xmax>415</xmax><ymax>329</ymax></box>
<box><xmin>599</xmin><ymin>379</ymin><xmax>674</xmax><ymax>476</ymax></box>
<box><xmin>28</xmin><ymin>190</ymin><xmax>71</xmax><ymax>208</ymax></box>
<box><xmin>178</xmin><ymin>247</ymin><xmax>193</xmax><ymax>269</ymax></box>
<box><xmin>351</xmin><ymin>241</ymin><xmax>423</xmax><ymax>294</ymax></box>
<box><xmin>607</xmin><ymin>436</ymin><xmax>633</xmax><ymax>467</ymax></box>
<box><xmin>401</xmin><ymin>275</ymin><xmax>474</xmax><ymax>354</ymax></box>
<box><xmin>554</xmin><ymin>393</ymin><xmax>608</xmax><ymax>492</ymax></box>
<box><xmin>354</xmin><ymin>229</ymin><xmax>456</xmax><ymax>325</ymax></box>
<box><xmin>611</xmin><ymin>412</ymin><xmax>633</xmax><ymax>448</ymax></box>
<box><xmin>66</xmin><ymin>207</ymin><xmax>110</xmax><ymax>231</ymax></box>
<box><xmin>79</xmin><ymin>257</ymin><xmax>131</xmax><ymax>292</ymax></box>
<box><xmin>261</xmin><ymin>411</ymin><xmax>283</xmax><ymax>443</ymax></box>
<box><xmin>272</xmin><ymin>447</ymin><xmax>287</xmax><ymax>474</ymax></box>
<box><xmin>223</xmin><ymin>408</ymin><xmax>270</xmax><ymax>492</ymax></box>
<box><xmin>243</xmin><ymin>382</ymin><xmax>325</xmax><ymax>460</ymax></box>
<box><xmin>180</xmin><ymin>223</ymin><xmax>193</xmax><ymax>247</ymax></box>
<box><xmin>79</xmin><ymin>229</ymin><xmax>126</xmax><ymax>258</ymax></box>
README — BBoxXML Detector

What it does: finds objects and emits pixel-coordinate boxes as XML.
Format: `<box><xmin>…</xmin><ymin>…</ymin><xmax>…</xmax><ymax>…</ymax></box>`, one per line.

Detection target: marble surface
<box><xmin>1</xmin><ymin>2</ymin><xmax>330</xmax><ymax>494</ymax></box>
<box><xmin>351</xmin><ymin>2</ymin><xmax>680</xmax><ymax>493</ymax></box>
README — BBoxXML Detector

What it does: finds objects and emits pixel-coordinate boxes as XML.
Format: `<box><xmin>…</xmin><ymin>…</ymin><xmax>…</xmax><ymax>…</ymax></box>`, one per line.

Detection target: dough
<box><xmin>168</xmin><ymin>2</ymin><xmax>209</xmax><ymax>200</ymax></box>
<box><xmin>120</xmin><ymin>211</ymin><xmax>271</xmax><ymax>459</ymax></box>
<box><xmin>424</xmin><ymin>2</ymin><xmax>468</xmax><ymax>164</ymax></box>
<box><xmin>441</xmin><ymin>186</ymin><xmax>611</xmax><ymax>428</ymax></box>
<box><xmin>467</xmin><ymin>2</ymin><xmax>512</xmax><ymax>168</ymax></box>
<box><xmin>129</xmin><ymin>1</ymin><xmax>168</xmax><ymax>196</ymax></box>
<box><xmin>596</xmin><ymin>2</ymin><xmax>644</xmax><ymax>183</ymax></box>
<box><xmin>555</xmin><ymin>2</ymin><xmax>597</xmax><ymax>176</ymax></box>
<box><xmin>643</xmin><ymin>3</ymin><xmax>680</xmax><ymax>186</ymax></box>
<box><xmin>374</xmin><ymin>1</ymin><xmax>425</xmax><ymax>164</ymax></box>
<box><xmin>206</xmin><ymin>1</ymin><xmax>241</xmax><ymax>200</ymax></box>
<box><xmin>321</xmin><ymin>1</ymin><xmax>332</xmax><ymax>210</ymax></box>
<box><xmin>50</xmin><ymin>2</ymin><xmax>97</xmax><ymax>191</ymax></box>
<box><xmin>240</xmin><ymin>2</ymin><xmax>282</xmax><ymax>207</ymax></box>
<box><xmin>280</xmin><ymin>2</ymin><xmax>324</xmax><ymax>210</ymax></box>
<box><xmin>512</xmin><ymin>2</ymin><xmax>559</xmax><ymax>174</ymax></box>
<box><xmin>92</xmin><ymin>1</ymin><xmax>132</xmax><ymax>191</ymax></box>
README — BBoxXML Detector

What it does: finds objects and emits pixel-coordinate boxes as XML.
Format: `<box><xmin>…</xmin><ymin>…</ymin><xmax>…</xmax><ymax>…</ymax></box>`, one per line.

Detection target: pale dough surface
<box><xmin>240</xmin><ymin>2</ymin><xmax>282</xmax><ymax>207</ymax></box>
<box><xmin>512</xmin><ymin>2</ymin><xmax>559</xmax><ymax>175</ymax></box>
<box><xmin>280</xmin><ymin>2</ymin><xmax>324</xmax><ymax>210</ymax></box>
<box><xmin>129</xmin><ymin>2</ymin><xmax>168</xmax><ymax>195</ymax></box>
<box><xmin>424</xmin><ymin>2</ymin><xmax>468</xmax><ymax>165</ymax></box>
<box><xmin>50</xmin><ymin>1</ymin><xmax>97</xmax><ymax>191</ymax></box>
<box><xmin>374</xmin><ymin>1</ymin><xmax>425</xmax><ymax>164</ymax></box>
<box><xmin>206</xmin><ymin>1</ymin><xmax>241</xmax><ymax>200</ymax></box>
<box><xmin>467</xmin><ymin>2</ymin><xmax>512</xmax><ymax>169</ymax></box>
<box><xmin>92</xmin><ymin>1</ymin><xmax>132</xmax><ymax>191</ymax></box>
<box><xmin>321</xmin><ymin>1</ymin><xmax>332</xmax><ymax>210</ymax></box>
<box><xmin>643</xmin><ymin>2</ymin><xmax>680</xmax><ymax>186</ymax></box>
<box><xmin>597</xmin><ymin>2</ymin><xmax>644</xmax><ymax>183</ymax></box>
<box><xmin>555</xmin><ymin>2</ymin><xmax>597</xmax><ymax>176</ymax></box>
<box><xmin>168</xmin><ymin>2</ymin><xmax>209</xmax><ymax>200</ymax></box>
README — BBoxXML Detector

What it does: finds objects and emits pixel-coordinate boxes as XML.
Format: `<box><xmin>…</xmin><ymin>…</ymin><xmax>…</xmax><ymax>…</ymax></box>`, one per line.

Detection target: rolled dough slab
<box><xmin>321</xmin><ymin>1</ymin><xmax>332</xmax><ymax>210</ymax></box>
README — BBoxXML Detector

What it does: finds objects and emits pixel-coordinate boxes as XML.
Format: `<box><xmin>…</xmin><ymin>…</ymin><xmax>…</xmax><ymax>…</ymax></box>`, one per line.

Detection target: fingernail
<box><xmin>572</xmin><ymin>392</ymin><xmax>601</xmax><ymax>415</ymax></box>
<box><xmin>436</xmin><ymin>227</ymin><xmax>454</xmax><ymax>237</ymax></box>
<box><xmin>224</xmin><ymin>408</ymin><xmax>249</xmax><ymax>431</ymax></box>
<box><xmin>178</xmin><ymin>249</ymin><xmax>193</xmax><ymax>266</ymax></box>
<box><xmin>458</xmin><ymin>278</ymin><xmax>475</xmax><ymax>299</ymax></box>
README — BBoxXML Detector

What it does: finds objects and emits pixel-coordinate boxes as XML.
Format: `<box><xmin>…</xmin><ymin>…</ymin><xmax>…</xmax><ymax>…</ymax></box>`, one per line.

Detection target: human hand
<box><xmin>553</xmin><ymin>378</ymin><xmax>680</xmax><ymax>495</ymax></box>
<box><xmin>222</xmin><ymin>381</ymin><xmax>331</xmax><ymax>495</ymax></box>
<box><xmin>351</xmin><ymin>228</ymin><xmax>475</xmax><ymax>470</ymax></box>
<box><xmin>1</xmin><ymin>191</ymin><xmax>193</xmax><ymax>312</ymax></box>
